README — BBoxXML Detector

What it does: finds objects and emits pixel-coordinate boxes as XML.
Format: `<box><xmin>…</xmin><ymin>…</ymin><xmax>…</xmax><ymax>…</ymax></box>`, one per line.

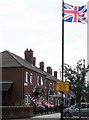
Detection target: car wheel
<box><xmin>65</xmin><ymin>112</ymin><xmax>71</xmax><ymax>117</ymax></box>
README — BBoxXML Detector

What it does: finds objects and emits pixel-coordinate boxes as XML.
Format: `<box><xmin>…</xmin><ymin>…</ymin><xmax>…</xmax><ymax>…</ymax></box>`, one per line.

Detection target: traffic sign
<box><xmin>56</xmin><ymin>81</ymin><xmax>69</xmax><ymax>92</ymax></box>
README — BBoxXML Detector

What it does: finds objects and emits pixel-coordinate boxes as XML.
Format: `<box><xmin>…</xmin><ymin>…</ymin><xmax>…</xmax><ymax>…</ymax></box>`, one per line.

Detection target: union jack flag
<box><xmin>63</xmin><ymin>3</ymin><xmax>87</xmax><ymax>24</ymax></box>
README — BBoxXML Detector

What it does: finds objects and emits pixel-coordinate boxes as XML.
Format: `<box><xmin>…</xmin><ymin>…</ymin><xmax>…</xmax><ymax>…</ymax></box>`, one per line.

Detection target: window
<box><xmin>44</xmin><ymin>79</ymin><xmax>46</xmax><ymax>88</ymax></box>
<box><xmin>41</xmin><ymin>77</ymin><xmax>43</xmax><ymax>85</ymax></box>
<box><xmin>24</xmin><ymin>95</ymin><xmax>27</xmax><ymax>103</ymax></box>
<box><xmin>50</xmin><ymin>82</ymin><xmax>52</xmax><ymax>87</ymax></box>
<box><xmin>30</xmin><ymin>73</ymin><xmax>33</xmax><ymax>84</ymax></box>
<box><xmin>87</xmin><ymin>104</ymin><xmax>89</xmax><ymax>108</ymax></box>
<box><xmin>49</xmin><ymin>82</ymin><xmax>52</xmax><ymax>90</ymax></box>
<box><xmin>25</xmin><ymin>71</ymin><xmax>28</xmax><ymax>82</ymax></box>
<box><xmin>53</xmin><ymin>82</ymin><xmax>55</xmax><ymax>90</ymax></box>
<box><xmin>81</xmin><ymin>104</ymin><xmax>86</xmax><ymax>108</ymax></box>
<box><xmin>24</xmin><ymin>95</ymin><xmax>30</xmax><ymax>105</ymax></box>
<box><xmin>37</xmin><ymin>76</ymin><xmax>40</xmax><ymax>86</ymax></box>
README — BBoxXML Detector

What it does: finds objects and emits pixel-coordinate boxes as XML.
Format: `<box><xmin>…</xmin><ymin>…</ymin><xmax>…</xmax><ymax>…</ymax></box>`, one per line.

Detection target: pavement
<box><xmin>4</xmin><ymin>113</ymin><xmax>61</xmax><ymax>120</ymax></box>
<box><xmin>4</xmin><ymin>113</ymin><xmax>89</xmax><ymax>120</ymax></box>
<box><xmin>31</xmin><ymin>113</ymin><xmax>61</xmax><ymax>119</ymax></box>
<box><xmin>3</xmin><ymin>113</ymin><xmax>89</xmax><ymax>120</ymax></box>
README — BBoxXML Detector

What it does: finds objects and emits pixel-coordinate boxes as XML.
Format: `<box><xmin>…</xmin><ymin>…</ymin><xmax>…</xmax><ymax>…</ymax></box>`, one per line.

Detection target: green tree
<box><xmin>64</xmin><ymin>59</ymin><xmax>89</xmax><ymax>118</ymax></box>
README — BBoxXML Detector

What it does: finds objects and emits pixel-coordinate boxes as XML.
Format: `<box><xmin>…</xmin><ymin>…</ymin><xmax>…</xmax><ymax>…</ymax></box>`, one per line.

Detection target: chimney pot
<box><xmin>51</xmin><ymin>68</ymin><xmax>52</xmax><ymax>75</ymax></box>
<box><xmin>24</xmin><ymin>49</ymin><xmax>33</xmax><ymax>64</ymax></box>
<box><xmin>54</xmin><ymin>71</ymin><xmax>57</xmax><ymax>78</ymax></box>
<box><xmin>40</xmin><ymin>61</ymin><xmax>44</xmax><ymax>71</ymax></box>
<box><xmin>47</xmin><ymin>66</ymin><xmax>52</xmax><ymax>75</ymax></box>
<box><xmin>33</xmin><ymin>57</ymin><xmax>36</xmax><ymax>66</ymax></box>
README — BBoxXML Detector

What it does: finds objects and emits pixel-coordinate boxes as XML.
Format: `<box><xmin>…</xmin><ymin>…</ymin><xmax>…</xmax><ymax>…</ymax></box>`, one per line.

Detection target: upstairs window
<box><xmin>37</xmin><ymin>76</ymin><xmax>40</xmax><ymax>86</ymax></box>
<box><xmin>50</xmin><ymin>82</ymin><xmax>52</xmax><ymax>86</ymax></box>
<box><xmin>30</xmin><ymin>73</ymin><xmax>33</xmax><ymax>84</ymax></box>
<box><xmin>44</xmin><ymin>79</ymin><xmax>47</xmax><ymax>88</ymax></box>
<box><xmin>49</xmin><ymin>82</ymin><xmax>53</xmax><ymax>90</ymax></box>
<box><xmin>25</xmin><ymin>71</ymin><xmax>28</xmax><ymax>83</ymax></box>
<box><xmin>41</xmin><ymin>77</ymin><xmax>43</xmax><ymax>86</ymax></box>
<box><xmin>53</xmin><ymin>82</ymin><xmax>55</xmax><ymax>90</ymax></box>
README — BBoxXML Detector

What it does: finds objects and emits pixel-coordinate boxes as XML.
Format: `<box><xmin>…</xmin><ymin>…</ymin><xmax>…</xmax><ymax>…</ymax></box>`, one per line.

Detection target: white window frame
<box><xmin>24</xmin><ymin>95</ymin><xmax>30</xmax><ymax>105</ymax></box>
<box><xmin>53</xmin><ymin>82</ymin><xmax>55</xmax><ymax>90</ymax></box>
<box><xmin>41</xmin><ymin>77</ymin><xmax>43</xmax><ymax>86</ymax></box>
<box><xmin>50</xmin><ymin>82</ymin><xmax>52</xmax><ymax>85</ymax></box>
<box><xmin>25</xmin><ymin>71</ymin><xmax>28</xmax><ymax>83</ymax></box>
<box><xmin>37</xmin><ymin>76</ymin><xmax>40</xmax><ymax>86</ymax></box>
<box><xmin>30</xmin><ymin>73</ymin><xmax>33</xmax><ymax>84</ymax></box>
<box><xmin>45</xmin><ymin>79</ymin><xmax>46</xmax><ymax>88</ymax></box>
<box><xmin>50</xmin><ymin>82</ymin><xmax>53</xmax><ymax>88</ymax></box>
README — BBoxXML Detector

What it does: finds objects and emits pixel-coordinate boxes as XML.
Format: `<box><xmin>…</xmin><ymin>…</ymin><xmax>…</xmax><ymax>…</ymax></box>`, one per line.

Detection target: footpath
<box><xmin>4</xmin><ymin>113</ymin><xmax>89</xmax><ymax>120</ymax></box>
<box><xmin>30</xmin><ymin>113</ymin><xmax>61</xmax><ymax>120</ymax></box>
<box><xmin>5</xmin><ymin>113</ymin><xmax>61</xmax><ymax>120</ymax></box>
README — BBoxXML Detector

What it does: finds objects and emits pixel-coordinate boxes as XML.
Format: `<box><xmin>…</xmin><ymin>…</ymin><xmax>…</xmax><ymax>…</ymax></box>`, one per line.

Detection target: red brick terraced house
<box><xmin>0</xmin><ymin>49</ymin><xmax>60</xmax><ymax>106</ymax></box>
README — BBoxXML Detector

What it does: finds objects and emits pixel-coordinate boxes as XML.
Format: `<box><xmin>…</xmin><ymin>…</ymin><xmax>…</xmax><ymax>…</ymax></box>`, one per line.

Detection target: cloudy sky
<box><xmin>0</xmin><ymin>0</ymin><xmax>88</xmax><ymax>78</ymax></box>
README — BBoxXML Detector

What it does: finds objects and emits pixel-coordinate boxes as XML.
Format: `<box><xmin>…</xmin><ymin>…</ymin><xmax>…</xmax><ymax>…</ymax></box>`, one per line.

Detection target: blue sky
<box><xmin>0</xmin><ymin>0</ymin><xmax>88</xmax><ymax>78</ymax></box>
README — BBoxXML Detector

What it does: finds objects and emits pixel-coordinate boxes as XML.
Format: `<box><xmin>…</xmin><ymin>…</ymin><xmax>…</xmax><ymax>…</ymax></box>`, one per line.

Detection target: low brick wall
<box><xmin>1</xmin><ymin>106</ymin><xmax>34</xmax><ymax>119</ymax></box>
<box><xmin>64</xmin><ymin>118</ymin><xmax>89</xmax><ymax>120</ymax></box>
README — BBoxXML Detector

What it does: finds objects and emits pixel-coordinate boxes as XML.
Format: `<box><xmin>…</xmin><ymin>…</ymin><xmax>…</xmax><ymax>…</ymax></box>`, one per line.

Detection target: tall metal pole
<box><xmin>60</xmin><ymin>0</ymin><xmax>64</xmax><ymax>120</ymax></box>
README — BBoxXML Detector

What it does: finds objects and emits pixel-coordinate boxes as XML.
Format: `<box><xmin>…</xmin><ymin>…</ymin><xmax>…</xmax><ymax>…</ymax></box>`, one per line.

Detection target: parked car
<box><xmin>53</xmin><ymin>104</ymin><xmax>70</xmax><ymax>112</ymax></box>
<box><xmin>63</xmin><ymin>102</ymin><xmax>89</xmax><ymax>117</ymax></box>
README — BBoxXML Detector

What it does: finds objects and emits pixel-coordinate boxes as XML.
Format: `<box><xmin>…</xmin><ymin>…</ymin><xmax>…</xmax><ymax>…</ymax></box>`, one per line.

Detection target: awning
<box><xmin>48</xmin><ymin>91</ymin><xmax>55</xmax><ymax>95</ymax></box>
<box><xmin>32</xmin><ymin>87</ymin><xmax>43</xmax><ymax>95</ymax></box>
<box><xmin>0</xmin><ymin>80</ymin><xmax>13</xmax><ymax>91</ymax></box>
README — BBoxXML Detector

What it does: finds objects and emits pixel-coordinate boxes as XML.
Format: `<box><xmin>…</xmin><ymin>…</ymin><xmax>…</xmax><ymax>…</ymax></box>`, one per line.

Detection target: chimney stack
<box><xmin>24</xmin><ymin>49</ymin><xmax>33</xmax><ymax>64</ymax></box>
<box><xmin>50</xmin><ymin>68</ymin><xmax>52</xmax><ymax>75</ymax></box>
<box><xmin>33</xmin><ymin>57</ymin><xmax>36</xmax><ymax>66</ymax></box>
<box><xmin>39</xmin><ymin>61</ymin><xmax>44</xmax><ymax>71</ymax></box>
<box><xmin>47</xmin><ymin>66</ymin><xmax>52</xmax><ymax>75</ymax></box>
<box><xmin>54</xmin><ymin>71</ymin><xmax>57</xmax><ymax>78</ymax></box>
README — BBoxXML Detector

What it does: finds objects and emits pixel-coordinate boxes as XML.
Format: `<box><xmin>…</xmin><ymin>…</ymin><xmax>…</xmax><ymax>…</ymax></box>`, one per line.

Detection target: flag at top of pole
<box><xmin>60</xmin><ymin>1</ymin><xmax>87</xmax><ymax>120</ymax></box>
<box><xmin>63</xmin><ymin>2</ymin><xmax>87</xmax><ymax>23</ymax></box>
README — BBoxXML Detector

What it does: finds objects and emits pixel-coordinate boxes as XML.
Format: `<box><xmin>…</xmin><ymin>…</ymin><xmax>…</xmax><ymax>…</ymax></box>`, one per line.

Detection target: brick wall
<box><xmin>1</xmin><ymin>106</ymin><xmax>34</xmax><ymax>119</ymax></box>
<box><xmin>2</xmin><ymin>67</ymin><xmax>24</xmax><ymax>105</ymax></box>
